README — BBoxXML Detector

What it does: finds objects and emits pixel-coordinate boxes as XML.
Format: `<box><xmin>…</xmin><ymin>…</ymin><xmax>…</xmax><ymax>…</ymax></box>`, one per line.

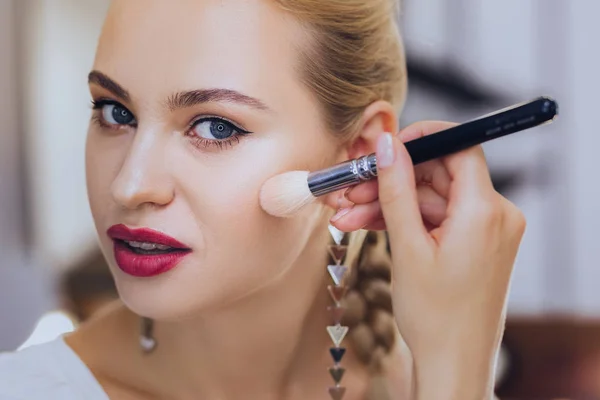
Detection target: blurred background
<box><xmin>0</xmin><ymin>0</ymin><xmax>597</xmax><ymax>398</ymax></box>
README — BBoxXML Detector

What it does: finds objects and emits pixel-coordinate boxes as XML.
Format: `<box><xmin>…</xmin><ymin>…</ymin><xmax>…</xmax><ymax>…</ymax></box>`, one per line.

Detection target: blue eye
<box><xmin>103</xmin><ymin>104</ymin><xmax>135</xmax><ymax>125</ymax></box>
<box><xmin>191</xmin><ymin>118</ymin><xmax>245</xmax><ymax>140</ymax></box>
<box><xmin>92</xmin><ymin>100</ymin><xmax>136</xmax><ymax>126</ymax></box>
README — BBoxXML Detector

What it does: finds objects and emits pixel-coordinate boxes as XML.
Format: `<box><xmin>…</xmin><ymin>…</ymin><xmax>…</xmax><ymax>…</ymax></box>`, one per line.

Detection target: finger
<box><xmin>330</xmin><ymin>201</ymin><xmax>381</xmax><ymax>233</ymax></box>
<box><xmin>399</xmin><ymin>121</ymin><xmax>455</xmax><ymax>198</ymax></box>
<box><xmin>363</xmin><ymin>218</ymin><xmax>387</xmax><ymax>231</ymax></box>
<box><xmin>337</xmin><ymin>193</ymin><xmax>355</xmax><ymax>209</ymax></box>
<box><xmin>331</xmin><ymin>189</ymin><xmax>447</xmax><ymax>233</ymax></box>
<box><xmin>417</xmin><ymin>185</ymin><xmax>448</xmax><ymax>227</ymax></box>
<box><xmin>399</xmin><ymin>121</ymin><xmax>497</xmax><ymax>237</ymax></box>
<box><xmin>347</xmin><ymin>122</ymin><xmax>455</xmax><ymax>205</ymax></box>
<box><xmin>345</xmin><ymin>160</ymin><xmax>453</xmax><ymax>204</ymax></box>
<box><xmin>346</xmin><ymin>178</ymin><xmax>449</xmax><ymax>223</ymax></box>
<box><xmin>345</xmin><ymin>180</ymin><xmax>379</xmax><ymax>204</ymax></box>
<box><xmin>358</xmin><ymin>201</ymin><xmax>447</xmax><ymax>232</ymax></box>
<box><xmin>440</xmin><ymin>146</ymin><xmax>499</xmax><ymax>240</ymax></box>
<box><xmin>398</xmin><ymin>121</ymin><xmax>492</xmax><ymax>195</ymax></box>
<box><xmin>443</xmin><ymin>145</ymin><xmax>494</xmax><ymax>198</ymax></box>
<box><xmin>376</xmin><ymin>133</ymin><xmax>431</xmax><ymax>253</ymax></box>
<box><xmin>414</xmin><ymin>160</ymin><xmax>452</xmax><ymax>199</ymax></box>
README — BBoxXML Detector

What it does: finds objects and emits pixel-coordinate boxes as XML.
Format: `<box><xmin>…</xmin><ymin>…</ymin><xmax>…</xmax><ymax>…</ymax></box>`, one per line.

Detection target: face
<box><xmin>86</xmin><ymin>0</ymin><xmax>342</xmax><ymax>319</ymax></box>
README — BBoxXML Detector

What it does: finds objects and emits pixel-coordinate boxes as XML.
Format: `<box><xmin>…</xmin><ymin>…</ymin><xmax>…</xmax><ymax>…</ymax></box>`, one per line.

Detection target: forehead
<box><xmin>94</xmin><ymin>0</ymin><xmax>307</xmax><ymax>107</ymax></box>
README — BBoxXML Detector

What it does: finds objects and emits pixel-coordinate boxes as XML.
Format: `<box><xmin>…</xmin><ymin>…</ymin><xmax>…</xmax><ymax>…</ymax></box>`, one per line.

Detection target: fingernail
<box><xmin>376</xmin><ymin>133</ymin><xmax>395</xmax><ymax>169</ymax></box>
<box><xmin>330</xmin><ymin>207</ymin><xmax>353</xmax><ymax>223</ymax></box>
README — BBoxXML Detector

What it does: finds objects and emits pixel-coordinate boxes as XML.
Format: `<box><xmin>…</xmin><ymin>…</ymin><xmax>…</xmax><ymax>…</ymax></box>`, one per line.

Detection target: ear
<box><xmin>322</xmin><ymin>100</ymin><xmax>399</xmax><ymax>211</ymax></box>
<box><xmin>347</xmin><ymin>100</ymin><xmax>399</xmax><ymax>160</ymax></box>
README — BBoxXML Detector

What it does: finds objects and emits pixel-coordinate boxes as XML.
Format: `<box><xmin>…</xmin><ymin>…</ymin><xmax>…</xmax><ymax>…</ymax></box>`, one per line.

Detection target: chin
<box><xmin>114</xmin><ymin>281</ymin><xmax>222</xmax><ymax>321</ymax></box>
<box><xmin>108</xmin><ymin>261</ymin><xmax>254</xmax><ymax>321</ymax></box>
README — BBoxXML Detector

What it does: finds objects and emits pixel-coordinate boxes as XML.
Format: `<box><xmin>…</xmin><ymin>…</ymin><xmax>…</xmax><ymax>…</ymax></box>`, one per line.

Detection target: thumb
<box><xmin>376</xmin><ymin>133</ymin><xmax>430</xmax><ymax>252</ymax></box>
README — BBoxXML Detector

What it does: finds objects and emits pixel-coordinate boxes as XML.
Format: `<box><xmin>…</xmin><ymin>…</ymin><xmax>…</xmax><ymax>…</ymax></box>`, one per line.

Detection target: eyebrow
<box><xmin>166</xmin><ymin>89</ymin><xmax>271</xmax><ymax>112</ymax></box>
<box><xmin>88</xmin><ymin>71</ymin><xmax>131</xmax><ymax>102</ymax></box>
<box><xmin>88</xmin><ymin>70</ymin><xmax>271</xmax><ymax>112</ymax></box>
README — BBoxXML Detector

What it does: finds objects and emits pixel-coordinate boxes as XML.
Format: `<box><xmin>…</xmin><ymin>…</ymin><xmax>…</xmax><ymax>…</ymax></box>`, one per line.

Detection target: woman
<box><xmin>0</xmin><ymin>0</ymin><xmax>524</xmax><ymax>399</ymax></box>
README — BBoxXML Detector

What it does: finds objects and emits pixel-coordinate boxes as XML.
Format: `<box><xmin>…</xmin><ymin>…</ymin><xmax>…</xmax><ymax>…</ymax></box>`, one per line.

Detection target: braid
<box><xmin>338</xmin><ymin>230</ymin><xmax>396</xmax><ymax>399</ymax></box>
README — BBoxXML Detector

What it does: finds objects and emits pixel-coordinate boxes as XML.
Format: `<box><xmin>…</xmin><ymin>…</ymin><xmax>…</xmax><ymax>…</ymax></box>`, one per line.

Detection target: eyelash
<box><xmin>186</xmin><ymin>115</ymin><xmax>251</xmax><ymax>151</ymax></box>
<box><xmin>90</xmin><ymin>99</ymin><xmax>252</xmax><ymax>150</ymax></box>
<box><xmin>90</xmin><ymin>99</ymin><xmax>134</xmax><ymax>129</ymax></box>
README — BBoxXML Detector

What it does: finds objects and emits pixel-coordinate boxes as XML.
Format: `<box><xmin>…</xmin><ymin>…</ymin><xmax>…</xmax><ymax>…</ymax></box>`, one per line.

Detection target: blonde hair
<box><xmin>275</xmin><ymin>0</ymin><xmax>406</xmax><ymax>136</ymax></box>
<box><xmin>274</xmin><ymin>1</ymin><xmax>406</xmax><ymax>398</ymax></box>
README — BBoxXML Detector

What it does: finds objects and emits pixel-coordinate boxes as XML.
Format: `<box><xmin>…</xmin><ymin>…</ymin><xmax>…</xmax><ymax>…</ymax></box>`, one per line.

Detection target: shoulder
<box><xmin>0</xmin><ymin>338</ymin><xmax>108</xmax><ymax>400</ymax></box>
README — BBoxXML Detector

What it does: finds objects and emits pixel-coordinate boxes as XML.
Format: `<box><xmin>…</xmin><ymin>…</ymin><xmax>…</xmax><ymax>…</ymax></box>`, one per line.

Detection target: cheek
<box><xmin>177</xmin><ymin>132</ymin><xmax>334</xmax><ymax>233</ymax></box>
<box><xmin>178</xmin><ymin>144</ymin><xmax>315</xmax><ymax>249</ymax></box>
<box><xmin>173</xmin><ymin>140</ymin><xmax>328</xmax><ymax>294</ymax></box>
<box><xmin>178</xmin><ymin>134</ymin><xmax>335</xmax><ymax>235</ymax></box>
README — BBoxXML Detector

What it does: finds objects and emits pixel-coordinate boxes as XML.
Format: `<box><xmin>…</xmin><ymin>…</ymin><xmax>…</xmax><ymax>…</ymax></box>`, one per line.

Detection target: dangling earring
<box><xmin>327</xmin><ymin>223</ymin><xmax>349</xmax><ymax>400</ymax></box>
<box><xmin>140</xmin><ymin>317</ymin><xmax>157</xmax><ymax>353</ymax></box>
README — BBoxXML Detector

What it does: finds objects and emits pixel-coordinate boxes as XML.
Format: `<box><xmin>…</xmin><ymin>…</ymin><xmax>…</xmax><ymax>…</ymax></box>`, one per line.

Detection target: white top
<box><xmin>0</xmin><ymin>337</ymin><xmax>109</xmax><ymax>400</ymax></box>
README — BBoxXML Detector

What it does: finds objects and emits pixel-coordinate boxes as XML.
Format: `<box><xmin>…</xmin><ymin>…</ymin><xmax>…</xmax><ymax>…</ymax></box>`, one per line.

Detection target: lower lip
<box><xmin>113</xmin><ymin>241</ymin><xmax>191</xmax><ymax>278</ymax></box>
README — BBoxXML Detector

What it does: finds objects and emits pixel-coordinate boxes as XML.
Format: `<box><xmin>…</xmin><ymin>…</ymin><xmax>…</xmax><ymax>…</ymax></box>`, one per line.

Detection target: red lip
<box><xmin>107</xmin><ymin>224</ymin><xmax>191</xmax><ymax>278</ymax></box>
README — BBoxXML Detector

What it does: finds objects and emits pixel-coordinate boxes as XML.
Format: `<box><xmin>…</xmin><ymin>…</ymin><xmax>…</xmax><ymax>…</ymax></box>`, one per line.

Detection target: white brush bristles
<box><xmin>259</xmin><ymin>171</ymin><xmax>315</xmax><ymax>217</ymax></box>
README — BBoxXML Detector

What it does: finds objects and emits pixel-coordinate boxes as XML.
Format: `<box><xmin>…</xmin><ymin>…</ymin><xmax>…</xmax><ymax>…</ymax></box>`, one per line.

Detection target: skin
<box><xmin>65</xmin><ymin>0</ymin><xmax>525</xmax><ymax>399</ymax></box>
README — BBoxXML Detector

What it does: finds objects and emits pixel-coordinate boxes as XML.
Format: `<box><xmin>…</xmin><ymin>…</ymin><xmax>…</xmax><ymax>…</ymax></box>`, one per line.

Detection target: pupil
<box><xmin>210</xmin><ymin>121</ymin><xmax>233</xmax><ymax>139</ymax></box>
<box><xmin>112</xmin><ymin>106</ymin><xmax>133</xmax><ymax>124</ymax></box>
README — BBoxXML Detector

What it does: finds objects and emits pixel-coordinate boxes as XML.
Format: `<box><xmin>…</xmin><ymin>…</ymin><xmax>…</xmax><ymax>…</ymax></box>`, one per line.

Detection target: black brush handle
<box><xmin>404</xmin><ymin>96</ymin><xmax>558</xmax><ymax>165</ymax></box>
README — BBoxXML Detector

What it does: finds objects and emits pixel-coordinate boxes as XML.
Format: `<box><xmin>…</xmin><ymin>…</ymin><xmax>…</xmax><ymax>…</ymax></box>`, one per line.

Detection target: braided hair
<box><xmin>336</xmin><ymin>230</ymin><xmax>398</xmax><ymax>399</ymax></box>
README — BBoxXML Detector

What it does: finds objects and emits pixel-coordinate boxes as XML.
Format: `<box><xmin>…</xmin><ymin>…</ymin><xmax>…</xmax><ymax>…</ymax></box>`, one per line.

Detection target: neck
<box><xmin>131</xmin><ymin>224</ymin><xmax>340</xmax><ymax>399</ymax></box>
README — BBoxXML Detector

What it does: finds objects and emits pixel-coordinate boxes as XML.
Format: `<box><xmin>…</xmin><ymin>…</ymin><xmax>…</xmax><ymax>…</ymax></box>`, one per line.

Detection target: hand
<box><xmin>329</xmin><ymin>122</ymin><xmax>526</xmax><ymax>400</ymax></box>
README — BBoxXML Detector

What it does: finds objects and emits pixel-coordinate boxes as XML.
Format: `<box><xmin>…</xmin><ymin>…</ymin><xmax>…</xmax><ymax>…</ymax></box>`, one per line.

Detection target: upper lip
<box><xmin>107</xmin><ymin>224</ymin><xmax>191</xmax><ymax>250</ymax></box>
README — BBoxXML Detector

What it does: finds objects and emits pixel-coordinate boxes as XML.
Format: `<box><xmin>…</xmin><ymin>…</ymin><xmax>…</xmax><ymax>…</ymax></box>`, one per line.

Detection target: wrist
<box><xmin>409</xmin><ymin>310</ymin><xmax>505</xmax><ymax>400</ymax></box>
<box><xmin>410</xmin><ymin>348</ymin><xmax>497</xmax><ymax>400</ymax></box>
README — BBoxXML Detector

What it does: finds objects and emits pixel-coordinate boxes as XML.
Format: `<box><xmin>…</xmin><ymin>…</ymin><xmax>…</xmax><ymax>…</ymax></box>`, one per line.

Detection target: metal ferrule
<box><xmin>307</xmin><ymin>153</ymin><xmax>378</xmax><ymax>197</ymax></box>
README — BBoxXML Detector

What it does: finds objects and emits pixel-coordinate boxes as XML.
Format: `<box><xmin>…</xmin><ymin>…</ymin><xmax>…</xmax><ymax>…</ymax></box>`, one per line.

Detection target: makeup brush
<box><xmin>260</xmin><ymin>96</ymin><xmax>558</xmax><ymax>218</ymax></box>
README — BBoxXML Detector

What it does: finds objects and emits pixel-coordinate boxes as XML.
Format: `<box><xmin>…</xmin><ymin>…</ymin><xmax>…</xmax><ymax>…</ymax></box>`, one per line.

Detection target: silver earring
<box><xmin>326</xmin><ymin>224</ymin><xmax>349</xmax><ymax>400</ymax></box>
<box><xmin>140</xmin><ymin>317</ymin><xmax>157</xmax><ymax>353</ymax></box>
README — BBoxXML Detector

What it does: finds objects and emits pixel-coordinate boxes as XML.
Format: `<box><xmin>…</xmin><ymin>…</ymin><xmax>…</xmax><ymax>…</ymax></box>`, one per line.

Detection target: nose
<box><xmin>111</xmin><ymin>132</ymin><xmax>175</xmax><ymax>210</ymax></box>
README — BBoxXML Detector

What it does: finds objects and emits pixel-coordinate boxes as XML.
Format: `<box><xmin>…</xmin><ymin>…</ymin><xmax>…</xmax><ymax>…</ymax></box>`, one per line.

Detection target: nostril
<box><xmin>111</xmin><ymin>175</ymin><xmax>175</xmax><ymax>210</ymax></box>
<box><xmin>109</xmin><ymin>150</ymin><xmax>176</xmax><ymax>210</ymax></box>
<box><xmin>111</xmin><ymin>184</ymin><xmax>143</xmax><ymax>210</ymax></box>
<box><xmin>110</xmin><ymin>170</ymin><xmax>148</xmax><ymax>210</ymax></box>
